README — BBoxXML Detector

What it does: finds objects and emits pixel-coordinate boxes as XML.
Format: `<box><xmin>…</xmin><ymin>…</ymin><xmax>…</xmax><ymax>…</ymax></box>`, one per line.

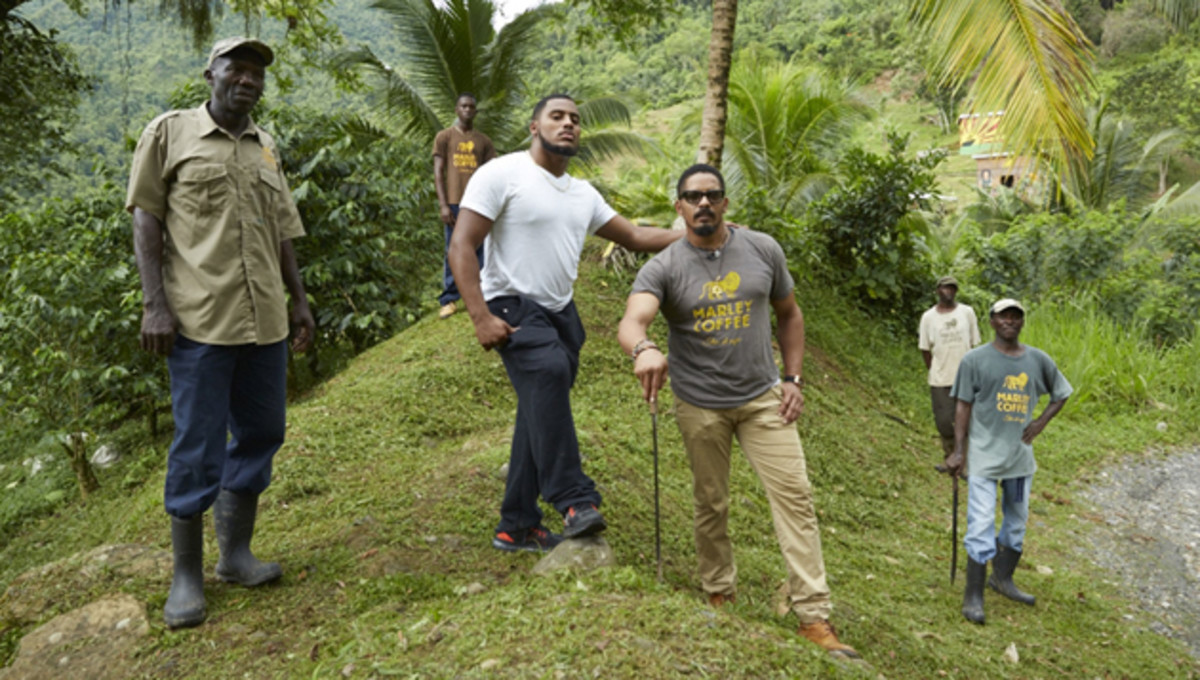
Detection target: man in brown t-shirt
<box><xmin>433</xmin><ymin>93</ymin><xmax>496</xmax><ymax>318</ymax></box>
<box><xmin>127</xmin><ymin>36</ymin><xmax>314</xmax><ymax>630</ymax></box>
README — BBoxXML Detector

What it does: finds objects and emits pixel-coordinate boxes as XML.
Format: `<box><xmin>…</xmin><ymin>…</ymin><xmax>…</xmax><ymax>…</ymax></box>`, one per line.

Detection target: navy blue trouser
<box><xmin>488</xmin><ymin>296</ymin><xmax>601</xmax><ymax>533</ymax></box>
<box><xmin>164</xmin><ymin>336</ymin><xmax>287</xmax><ymax>518</ymax></box>
<box><xmin>439</xmin><ymin>205</ymin><xmax>485</xmax><ymax>306</ymax></box>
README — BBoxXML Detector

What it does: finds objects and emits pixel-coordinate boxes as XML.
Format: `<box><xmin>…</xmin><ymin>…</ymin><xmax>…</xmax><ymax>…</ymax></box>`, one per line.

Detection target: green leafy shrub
<box><xmin>0</xmin><ymin>182</ymin><xmax>166</xmax><ymax>487</ymax></box>
<box><xmin>807</xmin><ymin>132</ymin><xmax>945</xmax><ymax>321</ymax></box>
<box><xmin>267</xmin><ymin>108</ymin><xmax>442</xmax><ymax>355</ymax></box>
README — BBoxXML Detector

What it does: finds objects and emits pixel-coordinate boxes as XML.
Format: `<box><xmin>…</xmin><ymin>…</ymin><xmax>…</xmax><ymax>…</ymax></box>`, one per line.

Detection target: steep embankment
<box><xmin>2</xmin><ymin>242</ymin><xmax>1197</xmax><ymax>678</ymax></box>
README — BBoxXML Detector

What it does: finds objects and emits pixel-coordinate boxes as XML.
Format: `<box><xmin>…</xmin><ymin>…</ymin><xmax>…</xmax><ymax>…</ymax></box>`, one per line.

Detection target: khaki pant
<box><xmin>674</xmin><ymin>386</ymin><xmax>832</xmax><ymax>624</ymax></box>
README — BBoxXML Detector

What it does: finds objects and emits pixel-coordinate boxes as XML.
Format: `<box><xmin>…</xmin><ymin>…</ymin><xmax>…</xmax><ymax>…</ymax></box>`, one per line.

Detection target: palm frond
<box><xmin>1153</xmin><ymin>180</ymin><xmax>1200</xmax><ymax>219</ymax></box>
<box><xmin>332</xmin><ymin>45</ymin><xmax>441</xmax><ymax>139</ymax></box>
<box><xmin>911</xmin><ymin>0</ymin><xmax>1096</xmax><ymax>173</ymax></box>
<box><xmin>573</xmin><ymin>129</ymin><xmax>656</xmax><ymax>169</ymax></box>
<box><xmin>578</xmin><ymin>97</ymin><xmax>632</xmax><ymax>129</ymax></box>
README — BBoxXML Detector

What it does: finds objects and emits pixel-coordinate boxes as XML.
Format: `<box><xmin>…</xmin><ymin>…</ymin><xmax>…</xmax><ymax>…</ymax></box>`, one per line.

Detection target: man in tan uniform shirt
<box><xmin>127</xmin><ymin>36</ymin><xmax>314</xmax><ymax>629</ymax></box>
<box><xmin>433</xmin><ymin>93</ymin><xmax>496</xmax><ymax>318</ymax></box>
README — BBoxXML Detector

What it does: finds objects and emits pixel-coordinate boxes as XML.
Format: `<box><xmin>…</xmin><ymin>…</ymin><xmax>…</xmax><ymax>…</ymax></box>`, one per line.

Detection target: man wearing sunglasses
<box><xmin>616</xmin><ymin>164</ymin><xmax>860</xmax><ymax>659</ymax></box>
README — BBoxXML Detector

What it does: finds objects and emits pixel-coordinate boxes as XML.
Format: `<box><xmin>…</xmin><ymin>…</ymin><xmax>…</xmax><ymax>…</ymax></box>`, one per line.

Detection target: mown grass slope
<box><xmin>2</xmin><ymin>240</ymin><xmax>1198</xmax><ymax>679</ymax></box>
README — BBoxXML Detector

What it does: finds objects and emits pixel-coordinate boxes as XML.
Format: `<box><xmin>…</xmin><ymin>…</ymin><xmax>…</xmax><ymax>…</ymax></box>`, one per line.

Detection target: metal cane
<box><xmin>950</xmin><ymin>474</ymin><xmax>959</xmax><ymax>585</ymax></box>
<box><xmin>650</xmin><ymin>399</ymin><xmax>663</xmax><ymax>582</ymax></box>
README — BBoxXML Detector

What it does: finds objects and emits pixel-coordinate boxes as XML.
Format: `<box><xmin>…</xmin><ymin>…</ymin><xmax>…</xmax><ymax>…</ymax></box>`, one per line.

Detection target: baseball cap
<box><xmin>936</xmin><ymin>275</ymin><xmax>958</xmax><ymax>288</ymax></box>
<box><xmin>989</xmin><ymin>298</ymin><xmax>1025</xmax><ymax>316</ymax></box>
<box><xmin>207</xmin><ymin>37</ymin><xmax>274</xmax><ymax>69</ymax></box>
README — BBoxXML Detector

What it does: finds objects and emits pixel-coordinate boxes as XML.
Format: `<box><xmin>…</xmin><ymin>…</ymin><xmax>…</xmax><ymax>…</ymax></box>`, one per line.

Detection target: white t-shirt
<box><xmin>918</xmin><ymin>303</ymin><xmax>981</xmax><ymax>386</ymax></box>
<box><xmin>459</xmin><ymin>152</ymin><xmax>617</xmax><ymax>312</ymax></box>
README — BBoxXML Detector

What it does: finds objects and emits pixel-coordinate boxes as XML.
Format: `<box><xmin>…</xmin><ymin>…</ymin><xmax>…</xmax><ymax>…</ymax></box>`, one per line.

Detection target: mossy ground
<box><xmin>2</xmin><ymin>242</ymin><xmax>1198</xmax><ymax>679</ymax></box>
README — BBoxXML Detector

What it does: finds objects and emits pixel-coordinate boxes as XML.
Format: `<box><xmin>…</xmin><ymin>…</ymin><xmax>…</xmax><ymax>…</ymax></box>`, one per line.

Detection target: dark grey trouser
<box><xmin>488</xmin><ymin>295</ymin><xmax>601</xmax><ymax>533</ymax></box>
<box><xmin>931</xmin><ymin>385</ymin><xmax>956</xmax><ymax>458</ymax></box>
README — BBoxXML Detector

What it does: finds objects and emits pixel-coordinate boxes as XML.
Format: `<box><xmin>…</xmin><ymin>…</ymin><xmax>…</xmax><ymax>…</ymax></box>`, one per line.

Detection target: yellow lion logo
<box><xmin>458</xmin><ymin>141</ymin><xmax>475</xmax><ymax>153</ymax></box>
<box><xmin>698</xmin><ymin>271</ymin><xmax>741</xmax><ymax>301</ymax></box>
<box><xmin>1003</xmin><ymin>372</ymin><xmax>1029</xmax><ymax>391</ymax></box>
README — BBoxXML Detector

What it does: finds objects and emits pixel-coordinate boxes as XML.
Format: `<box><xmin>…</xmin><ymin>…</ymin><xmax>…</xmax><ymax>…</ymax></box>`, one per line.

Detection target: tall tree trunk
<box><xmin>697</xmin><ymin>0</ymin><xmax>737</xmax><ymax>169</ymax></box>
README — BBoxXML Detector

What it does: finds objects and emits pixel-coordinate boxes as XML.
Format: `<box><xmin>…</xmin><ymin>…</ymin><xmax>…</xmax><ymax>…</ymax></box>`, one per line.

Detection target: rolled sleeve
<box><xmin>126</xmin><ymin>123</ymin><xmax>168</xmax><ymax>220</ymax></box>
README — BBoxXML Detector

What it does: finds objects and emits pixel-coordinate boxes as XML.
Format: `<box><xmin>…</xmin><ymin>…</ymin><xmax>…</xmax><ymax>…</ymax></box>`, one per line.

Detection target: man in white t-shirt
<box><xmin>448</xmin><ymin>94</ymin><xmax>684</xmax><ymax>553</ymax></box>
<box><xmin>918</xmin><ymin>276</ymin><xmax>981</xmax><ymax>470</ymax></box>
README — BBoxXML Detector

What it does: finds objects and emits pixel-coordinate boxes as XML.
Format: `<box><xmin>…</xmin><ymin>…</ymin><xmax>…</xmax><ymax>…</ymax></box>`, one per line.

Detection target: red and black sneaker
<box><xmin>562</xmin><ymin>504</ymin><xmax>607</xmax><ymax>539</ymax></box>
<box><xmin>492</xmin><ymin>526</ymin><xmax>563</xmax><ymax>553</ymax></box>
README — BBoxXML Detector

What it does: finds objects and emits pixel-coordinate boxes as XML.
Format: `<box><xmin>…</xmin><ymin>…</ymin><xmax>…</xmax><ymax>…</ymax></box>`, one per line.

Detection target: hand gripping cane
<box><xmin>650</xmin><ymin>399</ymin><xmax>663</xmax><ymax>582</ymax></box>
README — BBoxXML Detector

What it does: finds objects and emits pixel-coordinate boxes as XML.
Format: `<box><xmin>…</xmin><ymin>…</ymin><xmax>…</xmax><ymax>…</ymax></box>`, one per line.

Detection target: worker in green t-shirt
<box><xmin>945</xmin><ymin>299</ymin><xmax>1072</xmax><ymax>625</ymax></box>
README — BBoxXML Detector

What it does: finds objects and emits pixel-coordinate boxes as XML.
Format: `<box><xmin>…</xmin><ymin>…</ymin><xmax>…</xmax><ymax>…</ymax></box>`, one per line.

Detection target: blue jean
<box><xmin>164</xmin><ymin>336</ymin><xmax>287</xmax><ymax>518</ymax></box>
<box><xmin>439</xmin><ymin>205</ymin><xmax>485</xmax><ymax>306</ymax></box>
<box><xmin>488</xmin><ymin>295</ymin><xmax>601</xmax><ymax>533</ymax></box>
<box><xmin>964</xmin><ymin>474</ymin><xmax>1031</xmax><ymax>563</ymax></box>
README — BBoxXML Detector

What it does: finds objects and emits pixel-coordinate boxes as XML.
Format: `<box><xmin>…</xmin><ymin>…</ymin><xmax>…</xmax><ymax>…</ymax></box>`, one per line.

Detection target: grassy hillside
<box><xmin>2</xmin><ymin>242</ymin><xmax>1198</xmax><ymax>678</ymax></box>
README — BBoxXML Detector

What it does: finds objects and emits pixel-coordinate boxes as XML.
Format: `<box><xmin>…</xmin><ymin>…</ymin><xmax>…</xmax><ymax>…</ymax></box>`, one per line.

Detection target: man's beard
<box><xmin>538</xmin><ymin>130</ymin><xmax>578</xmax><ymax>157</ymax></box>
<box><xmin>691</xmin><ymin>209</ymin><xmax>717</xmax><ymax>236</ymax></box>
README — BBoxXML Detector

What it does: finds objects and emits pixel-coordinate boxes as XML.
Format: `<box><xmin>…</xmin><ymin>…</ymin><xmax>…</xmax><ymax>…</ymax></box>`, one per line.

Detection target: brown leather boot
<box><xmin>707</xmin><ymin>592</ymin><xmax>736</xmax><ymax>607</ymax></box>
<box><xmin>798</xmin><ymin>620</ymin><xmax>860</xmax><ymax>659</ymax></box>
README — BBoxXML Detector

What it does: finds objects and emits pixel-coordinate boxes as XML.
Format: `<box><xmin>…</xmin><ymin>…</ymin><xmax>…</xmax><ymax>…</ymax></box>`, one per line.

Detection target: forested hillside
<box><xmin>3</xmin><ymin>1</ymin><xmax>1200</xmax><ymax>675</ymax></box>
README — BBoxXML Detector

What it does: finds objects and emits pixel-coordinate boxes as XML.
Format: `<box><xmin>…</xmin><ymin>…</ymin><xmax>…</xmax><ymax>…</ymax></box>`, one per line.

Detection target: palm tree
<box><xmin>697</xmin><ymin>0</ymin><xmax>738</xmax><ymax>168</ymax></box>
<box><xmin>910</xmin><ymin>0</ymin><xmax>1097</xmax><ymax>175</ymax></box>
<box><xmin>721</xmin><ymin>52</ymin><xmax>872</xmax><ymax>214</ymax></box>
<box><xmin>1063</xmin><ymin>100</ymin><xmax>1183</xmax><ymax>212</ymax></box>
<box><xmin>337</xmin><ymin>0</ymin><xmax>649</xmax><ymax>161</ymax></box>
<box><xmin>336</xmin><ymin>0</ymin><xmax>551</xmax><ymax>146</ymax></box>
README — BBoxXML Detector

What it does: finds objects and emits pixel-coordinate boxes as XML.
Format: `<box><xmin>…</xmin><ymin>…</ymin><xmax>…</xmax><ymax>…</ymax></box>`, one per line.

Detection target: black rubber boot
<box><xmin>988</xmin><ymin>543</ymin><xmax>1036</xmax><ymax>605</ymax></box>
<box><xmin>962</xmin><ymin>557</ymin><xmax>986</xmax><ymax>624</ymax></box>
<box><xmin>213</xmin><ymin>490</ymin><xmax>283</xmax><ymax>586</ymax></box>
<box><xmin>164</xmin><ymin>514</ymin><xmax>207</xmax><ymax>628</ymax></box>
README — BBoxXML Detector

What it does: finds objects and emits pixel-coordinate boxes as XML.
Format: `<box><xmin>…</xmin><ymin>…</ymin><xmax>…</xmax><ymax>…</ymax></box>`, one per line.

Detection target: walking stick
<box><xmin>950</xmin><ymin>474</ymin><xmax>959</xmax><ymax>585</ymax></box>
<box><xmin>650</xmin><ymin>399</ymin><xmax>663</xmax><ymax>582</ymax></box>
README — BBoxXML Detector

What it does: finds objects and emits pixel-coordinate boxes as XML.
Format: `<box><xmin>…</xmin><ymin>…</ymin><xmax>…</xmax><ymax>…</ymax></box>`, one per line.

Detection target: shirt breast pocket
<box><xmin>176</xmin><ymin>163</ymin><xmax>229</xmax><ymax>219</ymax></box>
<box><xmin>257</xmin><ymin>167</ymin><xmax>282</xmax><ymax>229</ymax></box>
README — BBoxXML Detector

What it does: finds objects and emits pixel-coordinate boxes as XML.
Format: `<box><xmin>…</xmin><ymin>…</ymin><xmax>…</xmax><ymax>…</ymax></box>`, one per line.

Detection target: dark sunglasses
<box><xmin>679</xmin><ymin>189</ymin><xmax>725</xmax><ymax>205</ymax></box>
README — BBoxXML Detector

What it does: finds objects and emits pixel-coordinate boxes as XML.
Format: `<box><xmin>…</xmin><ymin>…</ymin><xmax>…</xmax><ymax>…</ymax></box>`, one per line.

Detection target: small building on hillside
<box><xmin>958</xmin><ymin>111</ymin><xmax>1042</xmax><ymax>199</ymax></box>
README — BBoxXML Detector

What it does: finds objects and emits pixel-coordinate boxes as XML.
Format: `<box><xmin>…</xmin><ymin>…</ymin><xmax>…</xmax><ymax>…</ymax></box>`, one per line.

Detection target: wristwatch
<box><xmin>782</xmin><ymin>375</ymin><xmax>805</xmax><ymax>387</ymax></box>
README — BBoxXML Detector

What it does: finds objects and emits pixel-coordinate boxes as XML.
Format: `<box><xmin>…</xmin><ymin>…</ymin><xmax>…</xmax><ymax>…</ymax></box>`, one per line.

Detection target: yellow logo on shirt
<box><xmin>692</xmin><ymin>271</ymin><xmax>750</xmax><ymax>342</ymax></box>
<box><xmin>1003</xmin><ymin>372</ymin><xmax>1029</xmax><ymax>390</ymax></box>
<box><xmin>997</xmin><ymin>372</ymin><xmax>1031</xmax><ymax>421</ymax></box>
<box><xmin>453</xmin><ymin>141</ymin><xmax>479</xmax><ymax>172</ymax></box>
<box><xmin>261</xmin><ymin>145</ymin><xmax>278</xmax><ymax>170</ymax></box>
<box><xmin>698</xmin><ymin>271</ymin><xmax>741</xmax><ymax>301</ymax></box>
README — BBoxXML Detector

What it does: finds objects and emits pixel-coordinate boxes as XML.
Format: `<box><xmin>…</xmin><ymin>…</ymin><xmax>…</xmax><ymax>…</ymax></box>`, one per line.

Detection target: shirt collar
<box><xmin>197</xmin><ymin>102</ymin><xmax>262</xmax><ymax>140</ymax></box>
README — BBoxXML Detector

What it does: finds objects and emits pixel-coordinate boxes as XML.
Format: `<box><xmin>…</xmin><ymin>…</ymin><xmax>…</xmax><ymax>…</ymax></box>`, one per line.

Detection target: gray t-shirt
<box><xmin>951</xmin><ymin>343</ymin><xmax>1073</xmax><ymax>479</ymax></box>
<box><xmin>632</xmin><ymin>228</ymin><xmax>794</xmax><ymax>409</ymax></box>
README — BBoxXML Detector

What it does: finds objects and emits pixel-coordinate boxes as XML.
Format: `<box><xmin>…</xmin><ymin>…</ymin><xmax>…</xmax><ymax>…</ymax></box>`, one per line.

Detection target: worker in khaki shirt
<box><xmin>126</xmin><ymin>36</ymin><xmax>314</xmax><ymax>630</ymax></box>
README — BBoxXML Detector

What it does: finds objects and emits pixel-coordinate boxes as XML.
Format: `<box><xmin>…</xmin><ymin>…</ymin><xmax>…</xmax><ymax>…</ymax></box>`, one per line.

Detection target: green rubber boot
<box><xmin>962</xmin><ymin>557</ymin><xmax>986</xmax><ymax>625</ymax></box>
<box><xmin>213</xmin><ymin>490</ymin><xmax>282</xmax><ymax>587</ymax></box>
<box><xmin>164</xmin><ymin>514</ymin><xmax>207</xmax><ymax>628</ymax></box>
<box><xmin>988</xmin><ymin>543</ymin><xmax>1036</xmax><ymax>605</ymax></box>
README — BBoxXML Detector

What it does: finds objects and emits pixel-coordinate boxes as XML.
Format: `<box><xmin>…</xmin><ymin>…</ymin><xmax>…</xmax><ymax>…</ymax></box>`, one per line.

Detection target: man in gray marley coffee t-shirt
<box><xmin>945</xmin><ymin>298</ymin><xmax>1072</xmax><ymax>626</ymax></box>
<box><xmin>617</xmin><ymin>163</ymin><xmax>860</xmax><ymax>660</ymax></box>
